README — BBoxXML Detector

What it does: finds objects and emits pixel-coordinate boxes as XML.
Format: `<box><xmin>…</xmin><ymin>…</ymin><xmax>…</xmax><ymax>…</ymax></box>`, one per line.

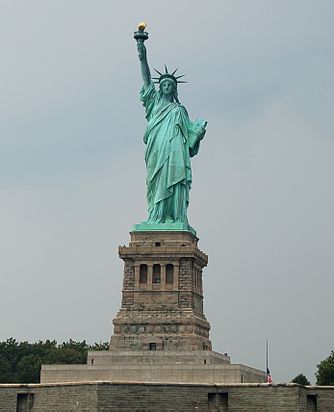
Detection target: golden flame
<box><xmin>138</xmin><ymin>22</ymin><xmax>147</xmax><ymax>31</ymax></box>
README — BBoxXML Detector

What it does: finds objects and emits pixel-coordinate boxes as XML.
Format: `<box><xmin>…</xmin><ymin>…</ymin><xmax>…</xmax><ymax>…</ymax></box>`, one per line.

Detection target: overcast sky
<box><xmin>1</xmin><ymin>0</ymin><xmax>333</xmax><ymax>384</ymax></box>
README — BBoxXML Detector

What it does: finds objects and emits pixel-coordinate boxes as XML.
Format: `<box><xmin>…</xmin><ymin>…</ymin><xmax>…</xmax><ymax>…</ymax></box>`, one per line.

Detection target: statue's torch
<box><xmin>134</xmin><ymin>22</ymin><xmax>149</xmax><ymax>43</ymax></box>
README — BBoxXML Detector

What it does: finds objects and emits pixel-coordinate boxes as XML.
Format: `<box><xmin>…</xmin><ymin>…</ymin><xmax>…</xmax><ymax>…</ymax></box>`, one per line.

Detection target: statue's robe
<box><xmin>141</xmin><ymin>82</ymin><xmax>206</xmax><ymax>223</ymax></box>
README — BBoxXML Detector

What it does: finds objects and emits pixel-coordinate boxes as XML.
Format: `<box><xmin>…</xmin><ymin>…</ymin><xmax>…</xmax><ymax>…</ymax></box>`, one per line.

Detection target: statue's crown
<box><xmin>152</xmin><ymin>65</ymin><xmax>186</xmax><ymax>86</ymax></box>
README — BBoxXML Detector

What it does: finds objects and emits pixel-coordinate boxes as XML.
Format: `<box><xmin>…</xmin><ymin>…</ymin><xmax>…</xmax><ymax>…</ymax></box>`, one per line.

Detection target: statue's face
<box><xmin>160</xmin><ymin>79</ymin><xmax>176</xmax><ymax>97</ymax></box>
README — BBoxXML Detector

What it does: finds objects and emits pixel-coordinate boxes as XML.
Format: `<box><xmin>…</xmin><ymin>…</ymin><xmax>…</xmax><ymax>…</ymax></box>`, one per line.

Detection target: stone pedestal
<box><xmin>110</xmin><ymin>231</ymin><xmax>212</xmax><ymax>352</ymax></box>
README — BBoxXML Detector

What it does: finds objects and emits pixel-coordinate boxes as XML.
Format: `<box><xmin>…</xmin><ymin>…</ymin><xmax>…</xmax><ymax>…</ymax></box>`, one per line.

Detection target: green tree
<box><xmin>316</xmin><ymin>351</ymin><xmax>334</xmax><ymax>385</ymax></box>
<box><xmin>0</xmin><ymin>338</ymin><xmax>109</xmax><ymax>384</ymax></box>
<box><xmin>0</xmin><ymin>354</ymin><xmax>13</xmax><ymax>383</ymax></box>
<box><xmin>291</xmin><ymin>373</ymin><xmax>310</xmax><ymax>385</ymax></box>
<box><xmin>16</xmin><ymin>355</ymin><xmax>42</xmax><ymax>383</ymax></box>
<box><xmin>89</xmin><ymin>341</ymin><xmax>110</xmax><ymax>351</ymax></box>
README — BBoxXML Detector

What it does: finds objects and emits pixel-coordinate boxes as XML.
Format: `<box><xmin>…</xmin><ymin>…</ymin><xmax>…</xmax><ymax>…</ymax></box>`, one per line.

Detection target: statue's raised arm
<box><xmin>133</xmin><ymin>24</ymin><xmax>207</xmax><ymax>235</ymax></box>
<box><xmin>134</xmin><ymin>23</ymin><xmax>150</xmax><ymax>89</ymax></box>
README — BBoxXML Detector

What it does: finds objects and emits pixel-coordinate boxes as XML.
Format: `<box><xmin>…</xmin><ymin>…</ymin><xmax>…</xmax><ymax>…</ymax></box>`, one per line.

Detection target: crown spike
<box><xmin>154</xmin><ymin>66</ymin><xmax>187</xmax><ymax>85</ymax></box>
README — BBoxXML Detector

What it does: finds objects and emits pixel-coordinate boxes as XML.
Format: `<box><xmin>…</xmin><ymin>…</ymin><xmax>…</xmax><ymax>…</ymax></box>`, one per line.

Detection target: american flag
<box><xmin>266</xmin><ymin>367</ymin><xmax>273</xmax><ymax>383</ymax></box>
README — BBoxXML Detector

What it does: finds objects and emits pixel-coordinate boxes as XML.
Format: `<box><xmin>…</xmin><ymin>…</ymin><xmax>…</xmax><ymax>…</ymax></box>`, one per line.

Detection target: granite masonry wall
<box><xmin>1</xmin><ymin>382</ymin><xmax>334</xmax><ymax>411</ymax></box>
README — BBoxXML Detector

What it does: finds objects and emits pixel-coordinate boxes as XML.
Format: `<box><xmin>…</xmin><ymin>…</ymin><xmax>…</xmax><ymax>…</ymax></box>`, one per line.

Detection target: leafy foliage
<box><xmin>291</xmin><ymin>373</ymin><xmax>310</xmax><ymax>385</ymax></box>
<box><xmin>0</xmin><ymin>338</ymin><xmax>109</xmax><ymax>383</ymax></box>
<box><xmin>316</xmin><ymin>351</ymin><xmax>334</xmax><ymax>385</ymax></box>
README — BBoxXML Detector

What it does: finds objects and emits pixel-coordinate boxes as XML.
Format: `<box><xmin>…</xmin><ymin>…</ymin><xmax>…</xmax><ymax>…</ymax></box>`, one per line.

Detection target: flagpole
<box><xmin>266</xmin><ymin>339</ymin><xmax>269</xmax><ymax>373</ymax></box>
<box><xmin>265</xmin><ymin>339</ymin><xmax>272</xmax><ymax>383</ymax></box>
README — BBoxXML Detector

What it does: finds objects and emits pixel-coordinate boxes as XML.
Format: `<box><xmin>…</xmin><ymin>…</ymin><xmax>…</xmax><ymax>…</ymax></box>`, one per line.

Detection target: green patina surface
<box><xmin>133</xmin><ymin>222</ymin><xmax>196</xmax><ymax>236</ymax></box>
<box><xmin>133</xmin><ymin>25</ymin><xmax>207</xmax><ymax>234</ymax></box>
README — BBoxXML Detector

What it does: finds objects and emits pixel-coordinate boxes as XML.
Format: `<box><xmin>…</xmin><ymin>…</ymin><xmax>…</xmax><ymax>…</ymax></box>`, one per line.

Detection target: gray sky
<box><xmin>1</xmin><ymin>0</ymin><xmax>333</xmax><ymax>384</ymax></box>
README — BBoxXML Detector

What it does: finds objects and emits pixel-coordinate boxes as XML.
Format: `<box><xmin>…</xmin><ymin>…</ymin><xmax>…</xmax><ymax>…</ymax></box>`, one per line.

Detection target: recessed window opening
<box><xmin>153</xmin><ymin>264</ymin><xmax>161</xmax><ymax>283</ymax></box>
<box><xmin>208</xmin><ymin>393</ymin><xmax>228</xmax><ymax>411</ymax></box>
<box><xmin>139</xmin><ymin>264</ymin><xmax>148</xmax><ymax>283</ymax></box>
<box><xmin>17</xmin><ymin>393</ymin><xmax>34</xmax><ymax>412</ymax></box>
<box><xmin>155</xmin><ymin>242</ymin><xmax>161</xmax><ymax>246</ymax></box>
<box><xmin>307</xmin><ymin>394</ymin><xmax>317</xmax><ymax>411</ymax></box>
<box><xmin>166</xmin><ymin>264</ymin><xmax>174</xmax><ymax>284</ymax></box>
<box><xmin>149</xmin><ymin>342</ymin><xmax>157</xmax><ymax>351</ymax></box>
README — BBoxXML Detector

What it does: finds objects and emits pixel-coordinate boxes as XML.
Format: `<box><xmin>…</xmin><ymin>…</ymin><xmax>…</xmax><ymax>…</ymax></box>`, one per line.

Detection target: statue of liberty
<box><xmin>133</xmin><ymin>24</ymin><xmax>207</xmax><ymax>234</ymax></box>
